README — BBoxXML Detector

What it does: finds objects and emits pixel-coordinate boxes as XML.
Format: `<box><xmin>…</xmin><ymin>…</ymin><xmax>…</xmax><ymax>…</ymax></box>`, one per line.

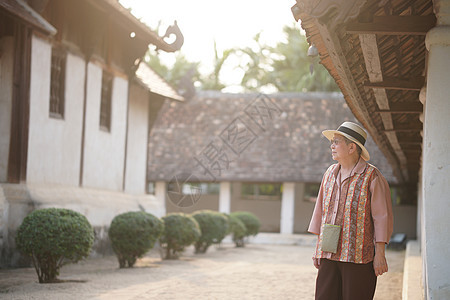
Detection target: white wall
<box><xmin>0</xmin><ymin>37</ymin><xmax>14</xmax><ymax>183</ymax></box>
<box><xmin>124</xmin><ymin>84</ymin><xmax>149</xmax><ymax>194</ymax></box>
<box><xmin>27</xmin><ymin>36</ymin><xmax>85</xmax><ymax>185</ymax></box>
<box><xmin>82</xmin><ymin>63</ymin><xmax>128</xmax><ymax>191</ymax></box>
<box><xmin>423</xmin><ymin>22</ymin><xmax>450</xmax><ymax>299</ymax></box>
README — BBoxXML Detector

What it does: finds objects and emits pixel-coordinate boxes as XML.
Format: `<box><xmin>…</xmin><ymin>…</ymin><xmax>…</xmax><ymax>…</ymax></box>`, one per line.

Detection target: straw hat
<box><xmin>322</xmin><ymin>121</ymin><xmax>370</xmax><ymax>161</ymax></box>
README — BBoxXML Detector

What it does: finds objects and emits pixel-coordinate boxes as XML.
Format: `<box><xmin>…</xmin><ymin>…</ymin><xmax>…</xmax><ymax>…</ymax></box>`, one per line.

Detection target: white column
<box><xmin>155</xmin><ymin>181</ymin><xmax>167</xmax><ymax>217</ymax></box>
<box><xmin>423</xmin><ymin>5</ymin><xmax>450</xmax><ymax>297</ymax></box>
<box><xmin>219</xmin><ymin>181</ymin><xmax>231</xmax><ymax>214</ymax></box>
<box><xmin>280</xmin><ymin>182</ymin><xmax>295</xmax><ymax>234</ymax></box>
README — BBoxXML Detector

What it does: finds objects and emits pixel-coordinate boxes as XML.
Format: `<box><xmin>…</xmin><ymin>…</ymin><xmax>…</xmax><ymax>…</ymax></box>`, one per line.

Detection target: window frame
<box><xmin>100</xmin><ymin>70</ymin><xmax>113</xmax><ymax>131</ymax></box>
<box><xmin>49</xmin><ymin>45</ymin><xmax>67</xmax><ymax>119</ymax></box>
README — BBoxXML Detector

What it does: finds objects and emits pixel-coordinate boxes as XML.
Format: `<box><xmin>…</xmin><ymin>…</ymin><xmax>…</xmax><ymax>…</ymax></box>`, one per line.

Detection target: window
<box><xmin>147</xmin><ymin>182</ymin><xmax>155</xmax><ymax>194</ymax></box>
<box><xmin>167</xmin><ymin>182</ymin><xmax>220</xmax><ymax>195</ymax></box>
<box><xmin>304</xmin><ymin>183</ymin><xmax>320</xmax><ymax>202</ymax></box>
<box><xmin>100</xmin><ymin>70</ymin><xmax>113</xmax><ymax>131</ymax></box>
<box><xmin>49</xmin><ymin>46</ymin><xmax>66</xmax><ymax>118</ymax></box>
<box><xmin>241</xmin><ymin>183</ymin><xmax>282</xmax><ymax>200</ymax></box>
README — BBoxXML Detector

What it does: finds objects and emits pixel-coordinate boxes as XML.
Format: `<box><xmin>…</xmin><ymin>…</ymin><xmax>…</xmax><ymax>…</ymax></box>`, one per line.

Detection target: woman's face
<box><xmin>330</xmin><ymin>134</ymin><xmax>350</xmax><ymax>161</ymax></box>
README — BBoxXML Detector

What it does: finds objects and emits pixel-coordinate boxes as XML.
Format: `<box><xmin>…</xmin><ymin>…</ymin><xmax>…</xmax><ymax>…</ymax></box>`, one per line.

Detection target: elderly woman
<box><xmin>309</xmin><ymin>121</ymin><xmax>393</xmax><ymax>300</ymax></box>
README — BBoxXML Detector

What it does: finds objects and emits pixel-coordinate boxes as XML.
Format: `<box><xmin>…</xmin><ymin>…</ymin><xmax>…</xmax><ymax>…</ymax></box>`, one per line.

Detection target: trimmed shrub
<box><xmin>228</xmin><ymin>214</ymin><xmax>247</xmax><ymax>247</ymax></box>
<box><xmin>109</xmin><ymin>211</ymin><xmax>164</xmax><ymax>268</ymax></box>
<box><xmin>16</xmin><ymin>208</ymin><xmax>94</xmax><ymax>283</ymax></box>
<box><xmin>229</xmin><ymin>211</ymin><xmax>261</xmax><ymax>247</ymax></box>
<box><xmin>192</xmin><ymin>210</ymin><xmax>229</xmax><ymax>253</ymax></box>
<box><xmin>160</xmin><ymin>213</ymin><xmax>201</xmax><ymax>259</ymax></box>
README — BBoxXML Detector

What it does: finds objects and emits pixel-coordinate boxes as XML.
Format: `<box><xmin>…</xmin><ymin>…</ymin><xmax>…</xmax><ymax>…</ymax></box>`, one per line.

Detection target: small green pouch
<box><xmin>322</xmin><ymin>224</ymin><xmax>341</xmax><ymax>253</ymax></box>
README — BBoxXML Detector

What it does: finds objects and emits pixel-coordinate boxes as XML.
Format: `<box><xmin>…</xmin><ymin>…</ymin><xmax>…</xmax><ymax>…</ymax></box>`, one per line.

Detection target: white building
<box><xmin>0</xmin><ymin>0</ymin><xmax>183</xmax><ymax>266</ymax></box>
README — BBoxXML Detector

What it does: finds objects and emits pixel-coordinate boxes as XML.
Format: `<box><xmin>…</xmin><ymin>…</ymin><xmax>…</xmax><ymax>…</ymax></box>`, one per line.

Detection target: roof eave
<box><xmin>1</xmin><ymin>0</ymin><xmax>57</xmax><ymax>36</ymax></box>
<box><xmin>91</xmin><ymin>0</ymin><xmax>183</xmax><ymax>53</ymax></box>
<box><xmin>291</xmin><ymin>0</ymin><xmax>407</xmax><ymax>183</ymax></box>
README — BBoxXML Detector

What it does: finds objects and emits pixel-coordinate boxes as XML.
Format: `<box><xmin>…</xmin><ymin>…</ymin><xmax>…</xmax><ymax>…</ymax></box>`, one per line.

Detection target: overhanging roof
<box><xmin>0</xmin><ymin>0</ymin><xmax>56</xmax><ymax>35</ymax></box>
<box><xmin>93</xmin><ymin>0</ymin><xmax>183</xmax><ymax>53</ymax></box>
<box><xmin>291</xmin><ymin>0</ymin><xmax>433</xmax><ymax>186</ymax></box>
<box><xmin>135</xmin><ymin>62</ymin><xmax>184</xmax><ymax>102</ymax></box>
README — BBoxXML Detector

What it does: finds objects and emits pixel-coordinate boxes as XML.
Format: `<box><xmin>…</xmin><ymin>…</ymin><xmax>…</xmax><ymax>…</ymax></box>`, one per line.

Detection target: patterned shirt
<box><xmin>308</xmin><ymin>159</ymin><xmax>393</xmax><ymax>264</ymax></box>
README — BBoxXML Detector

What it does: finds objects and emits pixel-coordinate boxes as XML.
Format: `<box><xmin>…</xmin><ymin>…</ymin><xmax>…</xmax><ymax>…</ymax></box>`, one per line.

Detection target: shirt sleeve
<box><xmin>308</xmin><ymin>173</ymin><xmax>327</xmax><ymax>235</ymax></box>
<box><xmin>370</xmin><ymin>171</ymin><xmax>394</xmax><ymax>243</ymax></box>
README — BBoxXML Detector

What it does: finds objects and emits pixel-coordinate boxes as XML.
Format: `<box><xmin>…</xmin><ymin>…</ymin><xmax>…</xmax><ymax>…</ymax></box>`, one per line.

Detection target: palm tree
<box><xmin>238</xmin><ymin>24</ymin><xmax>339</xmax><ymax>92</ymax></box>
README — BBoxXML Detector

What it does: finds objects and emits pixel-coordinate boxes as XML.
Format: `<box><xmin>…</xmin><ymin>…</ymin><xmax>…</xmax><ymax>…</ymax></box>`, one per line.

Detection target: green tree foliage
<box><xmin>16</xmin><ymin>208</ymin><xmax>94</xmax><ymax>283</ymax></box>
<box><xmin>227</xmin><ymin>214</ymin><xmax>247</xmax><ymax>247</ymax></box>
<box><xmin>145</xmin><ymin>50</ymin><xmax>200</xmax><ymax>92</ymax></box>
<box><xmin>235</xmin><ymin>33</ymin><xmax>273</xmax><ymax>92</ymax></box>
<box><xmin>230</xmin><ymin>211</ymin><xmax>261</xmax><ymax>236</ymax></box>
<box><xmin>159</xmin><ymin>213</ymin><xmax>201</xmax><ymax>259</ymax></box>
<box><xmin>144</xmin><ymin>23</ymin><xmax>338</xmax><ymax>92</ymax></box>
<box><xmin>229</xmin><ymin>211</ymin><xmax>261</xmax><ymax>247</ymax></box>
<box><xmin>191</xmin><ymin>210</ymin><xmax>229</xmax><ymax>253</ymax></box>
<box><xmin>200</xmin><ymin>41</ymin><xmax>236</xmax><ymax>91</ymax></box>
<box><xmin>109</xmin><ymin>211</ymin><xmax>164</xmax><ymax>268</ymax></box>
<box><xmin>238</xmin><ymin>25</ymin><xmax>339</xmax><ymax>92</ymax></box>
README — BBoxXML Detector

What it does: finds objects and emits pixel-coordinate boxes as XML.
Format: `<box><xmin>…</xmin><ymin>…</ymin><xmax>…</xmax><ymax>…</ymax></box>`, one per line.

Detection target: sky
<box><xmin>119</xmin><ymin>0</ymin><xmax>299</xmax><ymax>91</ymax></box>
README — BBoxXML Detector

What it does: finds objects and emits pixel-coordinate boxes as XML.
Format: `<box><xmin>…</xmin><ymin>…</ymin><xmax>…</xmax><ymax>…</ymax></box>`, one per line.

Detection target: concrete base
<box><xmin>402</xmin><ymin>240</ymin><xmax>423</xmax><ymax>300</ymax></box>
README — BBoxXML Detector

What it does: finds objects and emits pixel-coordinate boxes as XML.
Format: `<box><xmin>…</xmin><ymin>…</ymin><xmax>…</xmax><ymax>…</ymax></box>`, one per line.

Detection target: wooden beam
<box><xmin>346</xmin><ymin>16</ymin><xmax>436</xmax><ymax>35</ymax></box>
<box><xmin>365</xmin><ymin>76</ymin><xmax>425</xmax><ymax>91</ymax></box>
<box><xmin>314</xmin><ymin>21</ymin><xmax>407</xmax><ymax>183</ymax></box>
<box><xmin>397</xmin><ymin>136</ymin><xmax>422</xmax><ymax>144</ymax></box>
<box><xmin>398</xmin><ymin>141</ymin><xmax>422</xmax><ymax>145</ymax></box>
<box><xmin>400</xmin><ymin>144</ymin><xmax>422</xmax><ymax>150</ymax></box>
<box><xmin>377</xmin><ymin>110</ymin><xmax>421</xmax><ymax>114</ymax></box>
<box><xmin>359</xmin><ymin>34</ymin><xmax>408</xmax><ymax>176</ymax></box>
<box><xmin>384</xmin><ymin>124</ymin><xmax>423</xmax><ymax>132</ymax></box>
<box><xmin>376</xmin><ymin>102</ymin><xmax>423</xmax><ymax>114</ymax></box>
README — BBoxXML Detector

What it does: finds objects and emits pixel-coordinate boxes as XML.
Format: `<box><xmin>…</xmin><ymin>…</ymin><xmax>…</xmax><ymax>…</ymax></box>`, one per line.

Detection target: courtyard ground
<box><xmin>0</xmin><ymin>242</ymin><xmax>404</xmax><ymax>299</ymax></box>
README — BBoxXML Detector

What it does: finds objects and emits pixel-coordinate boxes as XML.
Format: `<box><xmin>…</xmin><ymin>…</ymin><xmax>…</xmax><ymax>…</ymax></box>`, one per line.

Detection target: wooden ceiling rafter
<box><xmin>346</xmin><ymin>15</ymin><xmax>436</xmax><ymax>35</ymax></box>
<box><xmin>383</xmin><ymin>123</ymin><xmax>423</xmax><ymax>132</ymax></box>
<box><xmin>291</xmin><ymin>0</ymin><xmax>435</xmax><ymax>186</ymax></box>
<box><xmin>315</xmin><ymin>19</ymin><xmax>406</xmax><ymax>182</ymax></box>
<box><xmin>364</xmin><ymin>76</ymin><xmax>425</xmax><ymax>90</ymax></box>
<box><xmin>375</xmin><ymin>101</ymin><xmax>423</xmax><ymax>113</ymax></box>
<box><xmin>358</xmin><ymin>32</ymin><xmax>409</xmax><ymax>174</ymax></box>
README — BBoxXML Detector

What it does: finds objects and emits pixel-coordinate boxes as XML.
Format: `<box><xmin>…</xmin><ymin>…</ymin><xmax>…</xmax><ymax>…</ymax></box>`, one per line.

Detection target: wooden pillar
<box><xmin>7</xmin><ymin>24</ymin><xmax>31</xmax><ymax>183</ymax></box>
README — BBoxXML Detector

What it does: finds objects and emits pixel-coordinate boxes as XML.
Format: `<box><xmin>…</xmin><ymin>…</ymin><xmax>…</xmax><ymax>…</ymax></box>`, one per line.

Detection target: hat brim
<box><xmin>322</xmin><ymin>130</ymin><xmax>370</xmax><ymax>161</ymax></box>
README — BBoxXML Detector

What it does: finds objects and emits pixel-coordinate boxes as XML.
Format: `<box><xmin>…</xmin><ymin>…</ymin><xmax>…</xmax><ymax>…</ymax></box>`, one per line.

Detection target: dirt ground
<box><xmin>0</xmin><ymin>243</ymin><xmax>404</xmax><ymax>300</ymax></box>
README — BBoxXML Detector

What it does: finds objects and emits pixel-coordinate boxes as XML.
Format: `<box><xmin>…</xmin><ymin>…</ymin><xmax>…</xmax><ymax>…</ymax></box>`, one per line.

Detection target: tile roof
<box><xmin>134</xmin><ymin>63</ymin><xmax>184</xmax><ymax>102</ymax></box>
<box><xmin>147</xmin><ymin>91</ymin><xmax>396</xmax><ymax>184</ymax></box>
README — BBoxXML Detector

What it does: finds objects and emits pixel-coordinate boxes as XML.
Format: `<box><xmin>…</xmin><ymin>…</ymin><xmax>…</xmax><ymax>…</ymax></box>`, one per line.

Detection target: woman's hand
<box><xmin>373</xmin><ymin>242</ymin><xmax>388</xmax><ymax>276</ymax></box>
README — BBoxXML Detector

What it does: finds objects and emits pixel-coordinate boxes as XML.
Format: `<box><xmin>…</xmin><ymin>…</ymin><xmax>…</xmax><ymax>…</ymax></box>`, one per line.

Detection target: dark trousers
<box><xmin>315</xmin><ymin>259</ymin><xmax>377</xmax><ymax>300</ymax></box>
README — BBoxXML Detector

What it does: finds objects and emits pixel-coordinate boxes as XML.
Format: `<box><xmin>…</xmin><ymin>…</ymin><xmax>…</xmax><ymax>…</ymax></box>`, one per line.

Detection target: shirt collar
<box><xmin>333</xmin><ymin>157</ymin><xmax>367</xmax><ymax>178</ymax></box>
<box><xmin>353</xmin><ymin>157</ymin><xmax>367</xmax><ymax>175</ymax></box>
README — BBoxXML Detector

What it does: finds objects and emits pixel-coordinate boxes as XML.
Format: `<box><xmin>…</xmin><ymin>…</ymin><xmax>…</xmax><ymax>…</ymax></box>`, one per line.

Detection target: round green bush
<box><xmin>109</xmin><ymin>211</ymin><xmax>164</xmax><ymax>268</ymax></box>
<box><xmin>16</xmin><ymin>208</ymin><xmax>94</xmax><ymax>283</ymax></box>
<box><xmin>192</xmin><ymin>210</ymin><xmax>229</xmax><ymax>253</ymax></box>
<box><xmin>230</xmin><ymin>211</ymin><xmax>261</xmax><ymax>237</ymax></box>
<box><xmin>228</xmin><ymin>214</ymin><xmax>247</xmax><ymax>247</ymax></box>
<box><xmin>160</xmin><ymin>213</ymin><xmax>201</xmax><ymax>259</ymax></box>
